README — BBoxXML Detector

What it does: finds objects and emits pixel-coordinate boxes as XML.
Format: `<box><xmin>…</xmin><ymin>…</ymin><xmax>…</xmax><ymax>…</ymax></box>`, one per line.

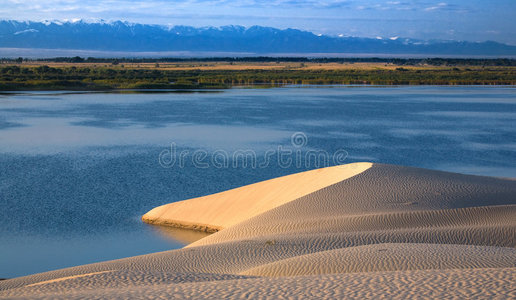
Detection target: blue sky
<box><xmin>2</xmin><ymin>0</ymin><xmax>515</xmax><ymax>44</ymax></box>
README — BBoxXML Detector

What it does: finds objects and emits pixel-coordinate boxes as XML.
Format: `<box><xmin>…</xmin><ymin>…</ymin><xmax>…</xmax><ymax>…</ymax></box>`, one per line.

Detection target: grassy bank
<box><xmin>1</xmin><ymin>61</ymin><xmax>515</xmax><ymax>90</ymax></box>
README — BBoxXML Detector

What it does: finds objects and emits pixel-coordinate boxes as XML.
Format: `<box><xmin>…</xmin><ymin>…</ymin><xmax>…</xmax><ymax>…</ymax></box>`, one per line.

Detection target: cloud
<box><xmin>3</xmin><ymin>0</ymin><xmax>353</xmax><ymax>12</ymax></box>
<box><xmin>354</xmin><ymin>1</ymin><xmax>415</xmax><ymax>11</ymax></box>
<box><xmin>425</xmin><ymin>2</ymin><xmax>447</xmax><ymax>11</ymax></box>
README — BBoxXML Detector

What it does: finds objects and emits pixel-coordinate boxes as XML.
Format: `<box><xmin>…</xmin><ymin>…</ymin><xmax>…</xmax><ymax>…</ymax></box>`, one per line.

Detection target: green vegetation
<box><xmin>0</xmin><ymin>63</ymin><xmax>514</xmax><ymax>91</ymax></box>
<box><xmin>0</xmin><ymin>65</ymin><xmax>228</xmax><ymax>90</ymax></box>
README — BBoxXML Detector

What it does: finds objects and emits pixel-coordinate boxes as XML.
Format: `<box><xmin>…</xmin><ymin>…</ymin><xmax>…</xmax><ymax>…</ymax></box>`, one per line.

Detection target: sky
<box><xmin>2</xmin><ymin>0</ymin><xmax>515</xmax><ymax>45</ymax></box>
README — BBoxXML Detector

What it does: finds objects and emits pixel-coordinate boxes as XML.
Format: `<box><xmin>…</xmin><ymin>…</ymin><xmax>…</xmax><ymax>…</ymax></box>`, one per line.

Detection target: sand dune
<box><xmin>192</xmin><ymin>205</ymin><xmax>516</xmax><ymax>247</ymax></box>
<box><xmin>1</xmin><ymin>162</ymin><xmax>515</xmax><ymax>299</ymax></box>
<box><xmin>142</xmin><ymin>162</ymin><xmax>372</xmax><ymax>232</ymax></box>
<box><xmin>2</xmin><ymin>268</ymin><xmax>514</xmax><ymax>299</ymax></box>
<box><xmin>240</xmin><ymin>243</ymin><xmax>516</xmax><ymax>276</ymax></box>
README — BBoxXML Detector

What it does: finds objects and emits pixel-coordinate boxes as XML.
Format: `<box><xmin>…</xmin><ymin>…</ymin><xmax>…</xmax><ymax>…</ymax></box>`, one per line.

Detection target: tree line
<box><xmin>2</xmin><ymin>57</ymin><xmax>516</xmax><ymax>66</ymax></box>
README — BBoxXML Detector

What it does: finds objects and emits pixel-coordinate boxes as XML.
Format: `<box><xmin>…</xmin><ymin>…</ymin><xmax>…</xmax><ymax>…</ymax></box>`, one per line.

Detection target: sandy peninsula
<box><xmin>0</xmin><ymin>162</ymin><xmax>515</xmax><ymax>299</ymax></box>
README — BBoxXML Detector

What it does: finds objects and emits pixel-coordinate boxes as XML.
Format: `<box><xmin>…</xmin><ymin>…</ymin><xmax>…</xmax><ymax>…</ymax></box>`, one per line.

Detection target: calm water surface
<box><xmin>1</xmin><ymin>86</ymin><xmax>515</xmax><ymax>278</ymax></box>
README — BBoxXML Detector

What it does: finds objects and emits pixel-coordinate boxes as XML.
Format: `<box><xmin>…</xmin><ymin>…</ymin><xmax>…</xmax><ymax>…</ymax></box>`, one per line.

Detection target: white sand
<box><xmin>1</xmin><ymin>162</ymin><xmax>515</xmax><ymax>299</ymax></box>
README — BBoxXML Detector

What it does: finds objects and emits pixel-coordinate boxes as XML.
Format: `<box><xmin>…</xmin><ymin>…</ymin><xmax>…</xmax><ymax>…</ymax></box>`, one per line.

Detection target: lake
<box><xmin>1</xmin><ymin>86</ymin><xmax>515</xmax><ymax>278</ymax></box>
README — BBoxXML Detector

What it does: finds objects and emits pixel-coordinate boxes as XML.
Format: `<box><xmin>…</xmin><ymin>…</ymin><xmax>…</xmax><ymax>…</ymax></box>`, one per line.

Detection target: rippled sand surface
<box><xmin>1</xmin><ymin>163</ymin><xmax>515</xmax><ymax>299</ymax></box>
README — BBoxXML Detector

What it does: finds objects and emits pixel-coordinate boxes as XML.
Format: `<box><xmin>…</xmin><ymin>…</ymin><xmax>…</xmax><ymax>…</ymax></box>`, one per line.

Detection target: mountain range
<box><xmin>1</xmin><ymin>20</ymin><xmax>515</xmax><ymax>57</ymax></box>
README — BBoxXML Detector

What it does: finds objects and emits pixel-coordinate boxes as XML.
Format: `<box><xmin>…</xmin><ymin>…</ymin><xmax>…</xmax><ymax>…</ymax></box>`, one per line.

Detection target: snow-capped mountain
<box><xmin>1</xmin><ymin>20</ymin><xmax>515</xmax><ymax>56</ymax></box>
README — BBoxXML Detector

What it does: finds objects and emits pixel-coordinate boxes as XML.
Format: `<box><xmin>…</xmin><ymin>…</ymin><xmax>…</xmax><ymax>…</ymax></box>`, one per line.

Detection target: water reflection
<box><xmin>147</xmin><ymin>224</ymin><xmax>212</xmax><ymax>245</ymax></box>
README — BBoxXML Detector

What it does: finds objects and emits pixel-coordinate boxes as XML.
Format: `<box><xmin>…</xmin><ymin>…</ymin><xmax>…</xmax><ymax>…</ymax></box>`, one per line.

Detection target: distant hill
<box><xmin>1</xmin><ymin>20</ymin><xmax>515</xmax><ymax>56</ymax></box>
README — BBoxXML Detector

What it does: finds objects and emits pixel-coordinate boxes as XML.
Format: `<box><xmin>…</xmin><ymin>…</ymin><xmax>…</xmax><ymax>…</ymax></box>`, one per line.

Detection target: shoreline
<box><xmin>2</xmin><ymin>82</ymin><xmax>515</xmax><ymax>92</ymax></box>
<box><xmin>1</xmin><ymin>83</ymin><xmax>515</xmax><ymax>93</ymax></box>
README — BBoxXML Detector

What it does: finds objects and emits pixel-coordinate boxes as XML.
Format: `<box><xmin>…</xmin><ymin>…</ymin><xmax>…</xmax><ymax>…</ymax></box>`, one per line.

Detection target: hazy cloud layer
<box><xmin>1</xmin><ymin>0</ymin><xmax>515</xmax><ymax>44</ymax></box>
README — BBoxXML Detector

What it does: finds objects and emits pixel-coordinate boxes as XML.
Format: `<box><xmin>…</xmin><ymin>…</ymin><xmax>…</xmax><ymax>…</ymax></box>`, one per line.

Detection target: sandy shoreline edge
<box><xmin>141</xmin><ymin>162</ymin><xmax>372</xmax><ymax>232</ymax></box>
<box><xmin>1</xmin><ymin>162</ymin><xmax>515</xmax><ymax>299</ymax></box>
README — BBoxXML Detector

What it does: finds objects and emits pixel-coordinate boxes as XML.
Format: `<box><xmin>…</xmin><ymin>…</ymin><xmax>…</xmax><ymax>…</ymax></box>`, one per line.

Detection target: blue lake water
<box><xmin>1</xmin><ymin>86</ymin><xmax>515</xmax><ymax>278</ymax></box>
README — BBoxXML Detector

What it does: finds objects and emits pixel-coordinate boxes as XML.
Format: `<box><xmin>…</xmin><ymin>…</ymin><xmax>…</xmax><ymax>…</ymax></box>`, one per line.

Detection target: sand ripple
<box><xmin>1</xmin><ymin>163</ymin><xmax>515</xmax><ymax>299</ymax></box>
